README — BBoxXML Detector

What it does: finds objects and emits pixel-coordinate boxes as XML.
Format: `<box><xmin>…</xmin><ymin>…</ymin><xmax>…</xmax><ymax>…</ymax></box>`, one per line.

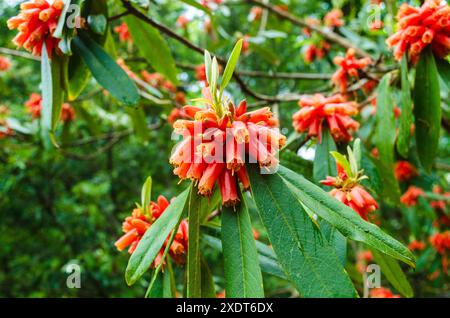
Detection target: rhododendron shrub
<box><xmin>1</xmin><ymin>0</ymin><xmax>449</xmax><ymax>300</ymax></box>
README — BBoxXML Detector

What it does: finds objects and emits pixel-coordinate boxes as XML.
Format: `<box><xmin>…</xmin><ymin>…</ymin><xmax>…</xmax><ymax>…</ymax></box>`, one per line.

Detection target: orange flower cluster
<box><xmin>0</xmin><ymin>56</ymin><xmax>11</xmax><ymax>72</ymax></box>
<box><xmin>408</xmin><ymin>240</ymin><xmax>426</xmax><ymax>252</ymax></box>
<box><xmin>324</xmin><ymin>9</ymin><xmax>344</xmax><ymax>28</ymax></box>
<box><xmin>249</xmin><ymin>6</ymin><xmax>263</xmax><ymax>22</ymax></box>
<box><xmin>7</xmin><ymin>0</ymin><xmax>65</xmax><ymax>57</ymax></box>
<box><xmin>168</xmin><ymin>107</ymin><xmax>190</xmax><ymax>125</ymax></box>
<box><xmin>321</xmin><ymin>164</ymin><xmax>378</xmax><ymax>220</ymax></box>
<box><xmin>292</xmin><ymin>94</ymin><xmax>359</xmax><ymax>143</ymax></box>
<box><xmin>370</xmin><ymin>287</ymin><xmax>401</xmax><ymax>298</ymax></box>
<box><xmin>386</xmin><ymin>0</ymin><xmax>450</xmax><ymax>62</ymax></box>
<box><xmin>303</xmin><ymin>41</ymin><xmax>330</xmax><ymax>63</ymax></box>
<box><xmin>141</xmin><ymin>71</ymin><xmax>177</xmax><ymax>93</ymax></box>
<box><xmin>114</xmin><ymin>22</ymin><xmax>132</xmax><ymax>43</ymax></box>
<box><xmin>115</xmin><ymin>195</ymin><xmax>189</xmax><ymax>267</ymax></box>
<box><xmin>429</xmin><ymin>231</ymin><xmax>450</xmax><ymax>255</ymax></box>
<box><xmin>170</xmin><ymin>89</ymin><xmax>285</xmax><ymax>206</ymax></box>
<box><xmin>394</xmin><ymin>161</ymin><xmax>418</xmax><ymax>182</ymax></box>
<box><xmin>24</xmin><ymin>93</ymin><xmax>75</xmax><ymax>122</ymax></box>
<box><xmin>195</xmin><ymin>64</ymin><xmax>207</xmax><ymax>83</ymax></box>
<box><xmin>400</xmin><ymin>186</ymin><xmax>424</xmax><ymax>207</ymax></box>
<box><xmin>430</xmin><ymin>185</ymin><xmax>450</xmax><ymax>210</ymax></box>
<box><xmin>332</xmin><ymin>48</ymin><xmax>373</xmax><ymax>93</ymax></box>
<box><xmin>176</xmin><ymin>16</ymin><xmax>190</xmax><ymax>29</ymax></box>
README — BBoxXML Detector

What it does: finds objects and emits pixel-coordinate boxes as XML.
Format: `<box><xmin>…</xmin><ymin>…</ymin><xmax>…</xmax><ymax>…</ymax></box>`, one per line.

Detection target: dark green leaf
<box><xmin>249</xmin><ymin>165</ymin><xmax>357</xmax><ymax>297</ymax></box>
<box><xmin>201</xmin><ymin>258</ymin><xmax>216</xmax><ymax>298</ymax></box>
<box><xmin>370</xmin><ymin>248</ymin><xmax>413</xmax><ymax>298</ymax></box>
<box><xmin>222</xmin><ymin>192</ymin><xmax>264</xmax><ymax>298</ymax></box>
<box><xmin>320</xmin><ymin>220</ymin><xmax>347</xmax><ymax>266</ymax></box>
<box><xmin>72</xmin><ymin>32</ymin><xmax>139</xmax><ymax>105</ymax></box>
<box><xmin>278</xmin><ymin>165</ymin><xmax>415</xmax><ymax>268</ymax></box>
<box><xmin>313</xmin><ymin>128</ymin><xmax>337</xmax><ymax>186</ymax></box>
<box><xmin>220</xmin><ymin>39</ymin><xmax>243</xmax><ymax>93</ymax></box>
<box><xmin>125</xmin><ymin>16</ymin><xmax>179</xmax><ymax>85</ymax></box>
<box><xmin>414</xmin><ymin>48</ymin><xmax>442</xmax><ymax>172</ymax></box>
<box><xmin>125</xmin><ymin>187</ymin><xmax>189</xmax><ymax>285</ymax></box>
<box><xmin>187</xmin><ymin>187</ymin><xmax>203</xmax><ymax>298</ymax></box>
<box><xmin>397</xmin><ymin>55</ymin><xmax>413</xmax><ymax>158</ymax></box>
<box><xmin>375</xmin><ymin>74</ymin><xmax>400</xmax><ymax>204</ymax></box>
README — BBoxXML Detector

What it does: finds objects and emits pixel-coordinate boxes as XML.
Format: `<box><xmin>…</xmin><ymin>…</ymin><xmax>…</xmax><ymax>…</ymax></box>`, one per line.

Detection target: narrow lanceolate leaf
<box><xmin>397</xmin><ymin>55</ymin><xmax>413</xmax><ymax>158</ymax></box>
<box><xmin>375</xmin><ymin>74</ymin><xmax>400</xmax><ymax>204</ymax></box>
<box><xmin>278</xmin><ymin>165</ymin><xmax>415</xmax><ymax>268</ymax></box>
<box><xmin>222</xmin><ymin>193</ymin><xmax>264</xmax><ymax>298</ymax></box>
<box><xmin>125</xmin><ymin>187</ymin><xmax>190</xmax><ymax>285</ymax></box>
<box><xmin>125</xmin><ymin>16</ymin><xmax>179</xmax><ymax>85</ymax></box>
<box><xmin>41</xmin><ymin>43</ymin><xmax>64</xmax><ymax>133</ymax></box>
<box><xmin>141</xmin><ymin>176</ymin><xmax>152</xmax><ymax>214</ymax></box>
<box><xmin>72</xmin><ymin>32</ymin><xmax>139</xmax><ymax>105</ymax></box>
<box><xmin>220</xmin><ymin>39</ymin><xmax>243</xmax><ymax>93</ymax></box>
<box><xmin>320</xmin><ymin>220</ymin><xmax>347</xmax><ymax>266</ymax></box>
<box><xmin>249</xmin><ymin>165</ymin><xmax>357</xmax><ymax>298</ymax></box>
<box><xmin>201</xmin><ymin>258</ymin><xmax>216</xmax><ymax>298</ymax></box>
<box><xmin>414</xmin><ymin>48</ymin><xmax>441</xmax><ymax>172</ymax></box>
<box><xmin>187</xmin><ymin>187</ymin><xmax>203</xmax><ymax>298</ymax></box>
<box><xmin>370</xmin><ymin>248</ymin><xmax>414</xmax><ymax>298</ymax></box>
<box><xmin>313</xmin><ymin>128</ymin><xmax>337</xmax><ymax>187</ymax></box>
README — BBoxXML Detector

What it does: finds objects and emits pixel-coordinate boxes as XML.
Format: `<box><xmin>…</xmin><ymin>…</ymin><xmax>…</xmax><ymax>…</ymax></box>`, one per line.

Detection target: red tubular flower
<box><xmin>386</xmin><ymin>0</ymin><xmax>450</xmax><ymax>62</ymax></box>
<box><xmin>370</xmin><ymin>287</ymin><xmax>401</xmax><ymax>298</ymax></box>
<box><xmin>249</xmin><ymin>6</ymin><xmax>263</xmax><ymax>22</ymax></box>
<box><xmin>400</xmin><ymin>186</ymin><xmax>424</xmax><ymax>206</ymax></box>
<box><xmin>176</xmin><ymin>16</ymin><xmax>190</xmax><ymax>29</ymax></box>
<box><xmin>7</xmin><ymin>0</ymin><xmax>65</xmax><ymax>57</ymax></box>
<box><xmin>114</xmin><ymin>22</ymin><xmax>132</xmax><ymax>43</ymax></box>
<box><xmin>170</xmin><ymin>92</ymin><xmax>285</xmax><ymax>207</ymax></box>
<box><xmin>332</xmin><ymin>48</ymin><xmax>373</xmax><ymax>93</ymax></box>
<box><xmin>292</xmin><ymin>93</ymin><xmax>359</xmax><ymax>143</ymax></box>
<box><xmin>321</xmin><ymin>164</ymin><xmax>378</xmax><ymax>220</ymax></box>
<box><xmin>430</xmin><ymin>185</ymin><xmax>450</xmax><ymax>210</ymax></box>
<box><xmin>304</xmin><ymin>44</ymin><xmax>317</xmax><ymax>63</ymax></box>
<box><xmin>429</xmin><ymin>231</ymin><xmax>450</xmax><ymax>255</ymax></box>
<box><xmin>408</xmin><ymin>240</ymin><xmax>426</xmax><ymax>252</ymax></box>
<box><xmin>0</xmin><ymin>56</ymin><xmax>11</xmax><ymax>72</ymax></box>
<box><xmin>25</xmin><ymin>93</ymin><xmax>42</xmax><ymax>119</ymax></box>
<box><xmin>61</xmin><ymin>103</ymin><xmax>75</xmax><ymax>123</ymax></box>
<box><xmin>324</xmin><ymin>9</ymin><xmax>345</xmax><ymax>28</ymax></box>
<box><xmin>115</xmin><ymin>195</ymin><xmax>189</xmax><ymax>268</ymax></box>
<box><xmin>394</xmin><ymin>161</ymin><xmax>418</xmax><ymax>182</ymax></box>
<box><xmin>195</xmin><ymin>64</ymin><xmax>207</xmax><ymax>83</ymax></box>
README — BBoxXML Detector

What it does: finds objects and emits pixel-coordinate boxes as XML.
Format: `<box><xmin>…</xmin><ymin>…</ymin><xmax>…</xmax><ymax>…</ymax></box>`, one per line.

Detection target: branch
<box><xmin>246</xmin><ymin>0</ymin><xmax>374</xmax><ymax>60</ymax></box>
<box><xmin>0</xmin><ymin>47</ymin><xmax>40</xmax><ymax>61</ymax></box>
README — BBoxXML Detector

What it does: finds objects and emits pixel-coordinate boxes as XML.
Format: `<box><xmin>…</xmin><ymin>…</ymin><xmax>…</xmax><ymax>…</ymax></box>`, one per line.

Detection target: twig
<box><xmin>0</xmin><ymin>47</ymin><xmax>40</xmax><ymax>61</ymax></box>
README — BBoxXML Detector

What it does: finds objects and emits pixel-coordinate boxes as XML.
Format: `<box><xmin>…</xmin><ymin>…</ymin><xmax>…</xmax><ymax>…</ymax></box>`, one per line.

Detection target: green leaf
<box><xmin>222</xmin><ymin>192</ymin><xmax>264</xmax><ymax>298</ymax></box>
<box><xmin>414</xmin><ymin>48</ymin><xmax>442</xmax><ymax>172</ymax></box>
<box><xmin>370</xmin><ymin>248</ymin><xmax>414</xmax><ymax>298</ymax></box>
<box><xmin>141</xmin><ymin>176</ymin><xmax>152</xmax><ymax>214</ymax></box>
<box><xmin>397</xmin><ymin>55</ymin><xmax>413</xmax><ymax>158</ymax></box>
<box><xmin>187</xmin><ymin>187</ymin><xmax>203</xmax><ymax>298</ymax></box>
<box><xmin>313</xmin><ymin>128</ymin><xmax>337</xmax><ymax>186</ymax></box>
<box><xmin>41</xmin><ymin>43</ymin><xmax>65</xmax><ymax>133</ymax></box>
<box><xmin>248</xmin><ymin>165</ymin><xmax>357</xmax><ymax>297</ymax></box>
<box><xmin>375</xmin><ymin>74</ymin><xmax>400</xmax><ymax>204</ymax></box>
<box><xmin>330</xmin><ymin>151</ymin><xmax>352</xmax><ymax>177</ymax></box>
<box><xmin>72</xmin><ymin>32</ymin><xmax>139</xmax><ymax>105</ymax></box>
<box><xmin>127</xmin><ymin>107</ymin><xmax>149</xmax><ymax>142</ymax></box>
<box><xmin>277</xmin><ymin>165</ymin><xmax>415</xmax><ymax>268</ymax></box>
<box><xmin>201</xmin><ymin>258</ymin><xmax>216</xmax><ymax>298</ymax></box>
<box><xmin>320</xmin><ymin>220</ymin><xmax>347</xmax><ymax>266</ymax></box>
<box><xmin>204</xmin><ymin>50</ymin><xmax>212</xmax><ymax>86</ymax></box>
<box><xmin>125</xmin><ymin>15</ymin><xmax>179</xmax><ymax>85</ymax></box>
<box><xmin>220</xmin><ymin>39</ymin><xmax>243</xmax><ymax>94</ymax></box>
<box><xmin>125</xmin><ymin>187</ymin><xmax>190</xmax><ymax>285</ymax></box>
<box><xmin>146</xmin><ymin>270</ymin><xmax>163</xmax><ymax>298</ymax></box>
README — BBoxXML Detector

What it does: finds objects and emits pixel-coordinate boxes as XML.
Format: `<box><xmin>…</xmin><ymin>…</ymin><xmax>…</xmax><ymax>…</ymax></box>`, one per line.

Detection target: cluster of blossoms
<box><xmin>429</xmin><ymin>231</ymin><xmax>450</xmax><ymax>273</ymax></box>
<box><xmin>408</xmin><ymin>240</ymin><xmax>426</xmax><ymax>252</ymax></box>
<box><xmin>170</xmin><ymin>88</ymin><xmax>285</xmax><ymax>206</ymax></box>
<box><xmin>176</xmin><ymin>16</ymin><xmax>190</xmax><ymax>30</ymax></box>
<box><xmin>394</xmin><ymin>161</ymin><xmax>418</xmax><ymax>182</ymax></box>
<box><xmin>115</xmin><ymin>195</ymin><xmax>189</xmax><ymax>267</ymax></box>
<box><xmin>7</xmin><ymin>0</ymin><xmax>65</xmax><ymax>57</ymax></box>
<box><xmin>292</xmin><ymin>94</ymin><xmax>359</xmax><ymax>143</ymax></box>
<box><xmin>324</xmin><ymin>9</ymin><xmax>345</xmax><ymax>28</ymax></box>
<box><xmin>0</xmin><ymin>56</ymin><xmax>11</xmax><ymax>72</ymax></box>
<box><xmin>386</xmin><ymin>0</ymin><xmax>450</xmax><ymax>62</ymax></box>
<box><xmin>303</xmin><ymin>41</ymin><xmax>331</xmax><ymax>64</ymax></box>
<box><xmin>430</xmin><ymin>185</ymin><xmax>450</xmax><ymax>211</ymax></box>
<box><xmin>332</xmin><ymin>48</ymin><xmax>373</xmax><ymax>93</ymax></box>
<box><xmin>321</xmin><ymin>163</ymin><xmax>378</xmax><ymax>220</ymax></box>
<box><xmin>24</xmin><ymin>93</ymin><xmax>75</xmax><ymax>122</ymax></box>
<box><xmin>400</xmin><ymin>186</ymin><xmax>424</xmax><ymax>206</ymax></box>
<box><xmin>370</xmin><ymin>287</ymin><xmax>401</xmax><ymax>298</ymax></box>
<box><xmin>114</xmin><ymin>22</ymin><xmax>132</xmax><ymax>43</ymax></box>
